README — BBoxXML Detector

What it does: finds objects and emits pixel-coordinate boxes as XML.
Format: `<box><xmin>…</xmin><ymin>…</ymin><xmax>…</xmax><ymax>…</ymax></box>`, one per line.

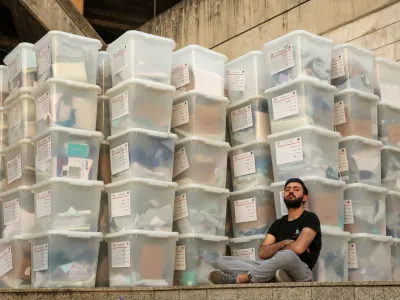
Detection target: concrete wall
<box><xmin>139</xmin><ymin>0</ymin><xmax>400</xmax><ymax>61</ymax></box>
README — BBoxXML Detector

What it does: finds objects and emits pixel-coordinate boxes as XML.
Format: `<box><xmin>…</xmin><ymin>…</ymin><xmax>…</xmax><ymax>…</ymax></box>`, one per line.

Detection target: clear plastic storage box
<box><xmin>173</xmin><ymin>184</ymin><xmax>229</xmax><ymax>236</ymax></box>
<box><xmin>263</xmin><ymin>30</ymin><xmax>333</xmax><ymax>87</ymax></box>
<box><xmin>338</xmin><ymin>136</ymin><xmax>383</xmax><ymax>186</ymax></box>
<box><xmin>31</xmin><ymin>178</ymin><xmax>104</xmax><ymax>232</ymax></box>
<box><xmin>344</xmin><ymin>184</ymin><xmax>387</xmax><ymax>235</ymax></box>
<box><xmin>313</xmin><ymin>230</ymin><xmax>350</xmax><ymax>282</ymax></box>
<box><xmin>107</xmin><ymin>31</ymin><xmax>176</xmax><ymax>86</ymax></box>
<box><xmin>382</xmin><ymin>146</ymin><xmax>400</xmax><ymax>191</ymax></box>
<box><xmin>0</xmin><ymin>108</ymin><xmax>8</xmax><ymax>151</ymax></box>
<box><xmin>171</xmin><ymin>45</ymin><xmax>227</xmax><ymax>96</ymax></box>
<box><xmin>265</xmin><ymin>77</ymin><xmax>336</xmax><ymax>134</ymax></box>
<box><xmin>174</xmin><ymin>234</ymin><xmax>228</xmax><ymax>286</ymax></box>
<box><xmin>267</xmin><ymin>125</ymin><xmax>341</xmax><ymax>181</ymax></box>
<box><xmin>106</xmin><ymin>230</ymin><xmax>178</xmax><ymax>287</ymax></box>
<box><xmin>229</xmin><ymin>187</ymin><xmax>276</xmax><ymax>238</ymax></box>
<box><xmin>173</xmin><ymin>136</ymin><xmax>230</xmax><ymax>188</ymax></box>
<box><xmin>34</xmin><ymin>31</ymin><xmax>102</xmax><ymax>85</ymax></box>
<box><xmin>172</xmin><ymin>91</ymin><xmax>229</xmax><ymax>141</ymax></box>
<box><xmin>97</xmin><ymin>96</ymin><xmax>111</xmax><ymax>139</ymax></box>
<box><xmin>3</xmin><ymin>43</ymin><xmax>37</xmax><ymax>95</ymax></box>
<box><xmin>378</xmin><ymin>102</ymin><xmax>400</xmax><ymax>147</ymax></box>
<box><xmin>105</xmin><ymin>177</ymin><xmax>177</xmax><ymax>233</ymax></box>
<box><xmin>374</xmin><ymin>57</ymin><xmax>400</xmax><ymax>104</ymax></box>
<box><xmin>0</xmin><ymin>186</ymin><xmax>35</xmax><ymax>238</ymax></box>
<box><xmin>225</xmin><ymin>51</ymin><xmax>267</xmax><ymax>104</ymax></box>
<box><xmin>5</xmin><ymin>88</ymin><xmax>36</xmax><ymax>144</ymax></box>
<box><xmin>0</xmin><ymin>65</ymin><xmax>8</xmax><ymax>106</ymax></box>
<box><xmin>271</xmin><ymin>177</ymin><xmax>345</xmax><ymax>230</ymax></box>
<box><xmin>108</xmin><ymin>128</ymin><xmax>177</xmax><ymax>183</ymax></box>
<box><xmin>392</xmin><ymin>238</ymin><xmax>400</xmax><ymax>280</ymax></box>
<box><xmin>227</xmin><ymin>96</ymin><xmax>270</xmax><ymax>146</ymax></box>
<box><xmin>30</xmin><ymin>230</ymin><xmax>102</xmax><ymax>288</ymax></box>
<box><xmin>33</xmin><ymin>78</ymin><xmax>101</xmax><ymax>133</ymax></box>
<box><xmin>0</xmin><ymin>235</ymin><xmax>31</xmax><ymax>288</ymax></box>
<box><xmin>334</xmin><ymin>89</ymin><xmax>379</xmax><ymax>139</ymax></box>
<box><xmin>229</xmin><ymin>235</ymin><xmax>264</xmax><ymax>261</ymax></box>
<box><xmin>386</xmin><ymin>191</ymin><xmax>400</xmax><ymax>238</ymax></box>
<box><xmin>106</xmin><ymin>78</ymin><xmax>175</xmax><ymax>135</ymax></box>
<box><xmin>97</xmin><ymin>51</ymin><xmax>112</xmax><ymax>95</ymax></box>
<box><xmin>33</xmin><ymin>127</ymin><xmax>104</xmax><ymax>183</ymax></box>
<box><xmin>331</xmin><ymin>44</ymin><xmax>375</xmax><ymax>94</ymax></box>
<box><xmin>348</xmin><ymin>233</ymin><xmax>392</xmax><ymax>281</ymax></box>
<box><xmin>2</xmin><ymin>139</ymin><xmax>35</xmax><ymax>191</ymax></box>
<box><xmin>229</xmin><ymin>141</ymin><xmax>273</xmax><ymax>191</ymax></box>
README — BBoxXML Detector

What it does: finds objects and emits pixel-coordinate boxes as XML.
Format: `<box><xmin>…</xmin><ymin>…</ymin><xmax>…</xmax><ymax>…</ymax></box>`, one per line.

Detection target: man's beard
<box><xmin>284</xmin><ymin>194</ymin><xmax>304</xmax><ymax>209</ymax></box>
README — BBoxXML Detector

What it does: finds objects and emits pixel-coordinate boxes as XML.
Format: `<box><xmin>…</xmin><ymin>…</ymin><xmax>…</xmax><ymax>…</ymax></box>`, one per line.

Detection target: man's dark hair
<box><xmin>284</xmin><ymin>178</ymin><xmax>309</xmax><ymax>195</ymax></box>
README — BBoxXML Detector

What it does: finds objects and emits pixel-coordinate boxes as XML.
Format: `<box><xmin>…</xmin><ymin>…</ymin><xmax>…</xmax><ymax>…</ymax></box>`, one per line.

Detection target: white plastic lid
<box><xmin>264</xmin><ymin>77</ymin><xmax>337</xmax><ymax>96</ymax></box>
<box><xmin>229</xmin><ymin>185</ymin><xmax>272</xmax><ymax>197</ymax></box>
<box><xmin>321</xmin><ymin>229</ymin><xmax>351</xmax><ymax>238</ymax></box>
<box><xmin>107</xmin><ymin>128</ymin><xmax>178</xmax><ymax>143</ymax></box>
<box><xmin>31</xmin><ymin>178</ymin><xmax>105</xmax><ymax>192</ymax></box>
<box><xmin>226</xmin><ymin>51</ymin><xmax>264</xmax><ymax>67</ymax></box>
<box><xmin>29</xmin><ymin>230</ymin><xmax>103</xmax><ymax>239</ymax></box>
<box><xmin>263</xmin><ymin>30</ymin><xmax>333</xmax><ymax>49</ymax></box>
<box><xmin>333</xmin><ymin>43</ymin><xmax>376</xmax><ymax>57</ymax></box>
<box><xmin>266</xmin><ymin>125</ymin><xmax>341</xmax><ymax>142</ymax></box>
<box><xmin>227</xmin><ymin>96</ymin><xmax>267</xmax><ymax>111</ymax></box>
<box><xmin>108</xmin><ymin>31</ymin><xmax>176</xmax><ymax>49</ymax></box>
<box><xmin>178</xmin><ymin>233</ymin><xmax>229</xmax><ymax>242</ymax></box>
<box><xmin>382</xmin><ymin>145</ymin><xmax>400</xmax><ymax>154</ymax></box>
<box><xmin>229</xmin><ymin>234</ymin><xmax>265</xmax><ymax>244</ymax></box>
<box><xmin>98</xmin><ymin>95</ymin><xmax>110</xmax><ymax>102</ymax></box>
<box><xmin>392</xmin><ymin>238</ymin><xmax>400</xmax><ymax>244</ymax></box>
<box><xmin>34</xmin><ymin>31</ymin><xmax>101</xmax><ymax>50</ymax></box>
<box><xmin>375</xmin><ymin>57</ymin><xmax>400</xmax><ymax>70</ymax></box>
<box><xmin>105</xmin><ymin>230</ymin><xmax>179</xmax><ymax>239</ymax></box>
<box><xmin>3</xmin><ymin>43</ymin><xmax>34</xmax><ymax>64</ymax></box>
<box><xmin>0</xmin><ymin>234</ymin><xmax>31</xmax><ymax>244</ymax></box>
<box><xmin>270</xmin><ymin>176</ymin><xmax>346</xmax><ymax>189</ymax></box>
<box><xmin>0</xmin><ymin>65</ymin><xmax>7</xmax><ymax>71</ymax></box>
<box><xmin>173</xmin><ymin>45</ymin><xmax>228</xmax><ymax>63</ymax></box>
<box><xmin>175</xmin><ymin>136</ymin><xmax>230</xmax><ymax>149</ymax></box>
<box><xmin>339</xmin><ymin>136</ymin><xmax>383</xmax><ymax>147</ymax></box>
<box><xmin>1</xmin><ymin>138</ymin><xmax>32</xmax><ymax>154</ymax></box>
<box><xmin>230</xmin><ymin>139</ymin><xmax>269</xmax><ymax>153</ymax></box>
<box><xmin>176</xmin><ymin>183</ymin><xmax>229</xmax><ymax>195</ymax></box>
<box><xmin>173</xmin><ymin>90</ymin><xmax>229</xmax><ymax>105</ymax></box>
<box><xmin>32</xmin><ymin>126</ymin><xmax>104</xmax><ymax>143</ymax></box>
<box><xmin>106</xmin><ymin>77</ymin><xmax>176</xmax><ymax>96</ymax></box>
<box><xmin>106</xmin><ymin>177</ymin><xmax>178</xmax><ymax>190</ymax></box>
<box><xmin>387</xmin><ymin>191</ymin><xmax>400</xmax><ymax>198</ymax></box>
<box><xmin>378</xmin><ymin>101</ymin><xmax>400</xmax><ymax>111</ymax></box>
<box><xmin>345</xmin><ymin>183</ymin><xmax>387</xmax><ymax>194</ymax></box>
<box><xmin>34</xmin><ymin>78</ymin><xmax>102</xmax><ymax>93</ymax></box>
<box><xmin>335</xmin><ymin>88</ymin><xmax>380</xmax><ymax>102</ymax></box>
<box><xmin>0</xmin><ymin>185</ymin><xmax>33</xmax><ymax>198</ymax></box>
<box><xmin>4</xmin><ymin>87</ymin><xmax>35</xmax><ymax>106</ymax></box>
<box><xmin>350</xmin><ymin>233</ymin><xmax>392</xmax><ymax>243</ymax></box>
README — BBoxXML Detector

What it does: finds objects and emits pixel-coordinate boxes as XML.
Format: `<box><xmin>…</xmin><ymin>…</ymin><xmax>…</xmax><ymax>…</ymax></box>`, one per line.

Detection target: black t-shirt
<box><xmin>267</xmin><ymin>210</ymin><xmax>322</xmax><ymax>270</ymax></box>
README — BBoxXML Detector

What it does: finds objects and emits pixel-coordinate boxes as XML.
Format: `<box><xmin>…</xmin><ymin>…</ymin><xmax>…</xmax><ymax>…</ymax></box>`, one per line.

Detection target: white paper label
<box><xmin>7</xmin><ymin>54</ymin><xmax>21</xmax><ymax>82</ymax></box>
<box><xmin>338</xmin><ymin>148</ymin><xmax>349</xmax><ymax>173</ymax></box>
<box><xmin>232</xmin><ymin>248</ymin><xmax>256</xmax><ymax>261</ymax></box>
<box><xmin>234</xmin><ymin>198</ymin><xmax>257</xmax><ymax>223</ymax></box>
<box><xmin>331</xmin><ymin>54</ymin><xmax>346</xmax><ymax>80</ymax></box>
<box><xmin>227</xmin><ymin>69</ymin><xmax>245</xmax><ymax>91</ymax></box>
<box><xmin>37</xmin><ymin>44</ymin><xmax>52</xmax><ymax>77</ymax></box>
<box><xmin>111</xmin><ymin>91</ymin><xmax>129</xmax><ymax>121</ymax></box>
<box><xmin>272</xmin><ymin>90</ymin><xmax>299</xmax><ymax>120</ymax></box>
<box><xmin>233</xmin><ymin>151</ymin><xmax>256</xmax><ymax>178</ymax></box>
<box><xmin>0</xmin><ymin>246</ymin><xmax>13</xmax><ymax>277</ymax></box>
<box><xmin>4</xmin><ymin>198</ymin><xmax>20</xmax><ymax>226</ymax></box>
<box><xmin>344</xmin><ymin>200</ymin><xmax>354</xmax><ymax>225</ymax></box>
<box><xmin>348</xmin><ymin>243</ymin><xmax>358</xmax><ymax>268</ymax></box>
<box><xmin>111</xmin><ymin>190</ymin><xmax>131</xmax><ymax>218</ymax></box>
<box><xmin>334</xmin><ymin>101</ymin><xmax>346</xmax><ymax>125</ymax></box>
<box><xmin>275</xmin><ymin>137</ymin><xmax>303</xmax><ymax>165</ymax></box>
<box><xmin>35</xmin><ymin>190</ymin><xmax>52</xmax><ymax>218</ymax></box>
<box><xmin>7</xmin><ymin>154</ymin><xmax>22</xmax><ymax>184</ymax></box>
<box><xmin>174</xmin><ymin>245</ymin><xmax>186</xmax><ymax>270</ymax></box>
<box><xmin>173</xmin><ymin>148</ymin><xmax>189</xmax><ymax>177</ymax></box>
<box><xmin>33</xmin><ymin>244</ymin><xmax>48</xmax><ymax>271</ymax></box>
<box><xmin>171</xmin><ymin>101</ymin><xmax>190</xmax><ymax>128</ymax></box>
<box><xmin>279</xmin><ymin>191</ymin><xmax>288</xmax><ymax>215</ymax></box>
<box><xmin>110</xmin><ymin>143</ymin><xmax>130</xmax><ymax>175</ymax></box>
<box><xmin>113</xmin><ymin>45</ymin><xmax>128</xmax><ymax>75</ymax></box>
<box><xmin>36</xmin><ymin>92</ymin><xmax>50</xmax><ymax>122</ymax></box>
<box><xmin>171</xmin><ymin>64</ymin><xmax>190</xmax><ymax>89</ymax></box>
<box><xmin>270</xmin><ymin>44</ymin><xmax>295</xmax><ymax>75</ymax></box>
<box><xmin>111</xmin><ymin>241</ymin><xmax>130</xmax><ymax>268</ymax></box>
<box><xmin>62</xmin><ymin>158</ymin><xmax>93</xmax><ymax>180</ymax></box>
<box><xmin>231</xmin><ymin>105</ymin><xmax>253</xmax><ymax>132</ymax></box>
<box><xmin>173</xmin><ymin>193</ymin><xmax>188</xmax><ymax>221</ymax></box>
<box><xmin>37</xmin><ymin>136</ymin><xmax>52</xmax><ymax>163</ymax></box>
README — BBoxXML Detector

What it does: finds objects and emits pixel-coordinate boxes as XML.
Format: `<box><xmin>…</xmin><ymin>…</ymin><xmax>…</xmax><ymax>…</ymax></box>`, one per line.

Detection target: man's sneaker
<box><xmin>275</xmin><ymin>269</ymin><xmax>293</xmax><ymax>282</ymax></box>
<box><xmin>208</xmin><ymin>270</ymin><xmax>237</xmax><ymax>284</ymax></box>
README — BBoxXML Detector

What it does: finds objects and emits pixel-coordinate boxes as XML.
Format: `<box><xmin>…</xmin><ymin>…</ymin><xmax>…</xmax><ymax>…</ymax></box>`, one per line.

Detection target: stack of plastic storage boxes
<box><xmin>169</xmin><ymin>45</ymin><xmax>230</xmax><ymax>286</ymax></box>
<box><xmin>104</xmin><ymin>31</ymin><xmax>179</xmax><ymax>288</ymax></box>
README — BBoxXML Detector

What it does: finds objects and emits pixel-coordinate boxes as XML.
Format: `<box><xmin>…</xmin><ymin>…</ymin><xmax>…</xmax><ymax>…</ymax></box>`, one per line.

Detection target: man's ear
<box><xmin>303</xmin><ymin>195</ymin><xmax>309</xmax><ymax>201</ymax></box>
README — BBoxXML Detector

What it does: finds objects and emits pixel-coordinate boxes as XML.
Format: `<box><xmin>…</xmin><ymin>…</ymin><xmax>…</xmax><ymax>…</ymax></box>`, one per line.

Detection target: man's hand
<box><xmin>258</xmin><ymin>236</ymin><xmax>295</xmax><ymax>260</ymax></box>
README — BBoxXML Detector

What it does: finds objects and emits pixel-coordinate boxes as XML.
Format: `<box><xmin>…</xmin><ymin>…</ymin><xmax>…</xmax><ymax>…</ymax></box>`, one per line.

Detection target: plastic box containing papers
<box><xmin>386</xmin><ymin>191</ymin><xmax>400</xmax><ymax>238</ymax></box>
<box><xmin>374</xmin><ymin>57</ymin><xmax>400</xmax><ymax>104</ymax></box>
<box><xmin>229</xmin><ymin>235</ymin><xmax>264</xmax><ymax>261</ymax></box>
<box><xmin>382</xmin><ymin>146</ymin><xmax>400</xmax><ymax>191</ymax></box>
<box><xmin>378</xmin><ymin>102</ymin><xmax>400</xmax><ymax>147</ymax></box>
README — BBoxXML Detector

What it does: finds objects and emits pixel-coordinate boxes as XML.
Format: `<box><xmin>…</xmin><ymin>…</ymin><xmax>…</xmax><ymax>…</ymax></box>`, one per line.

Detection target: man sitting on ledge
<box><xmin>208</xmin><ymin>178</ymin><xmax>321</xmax><ymax>284</ymax></box>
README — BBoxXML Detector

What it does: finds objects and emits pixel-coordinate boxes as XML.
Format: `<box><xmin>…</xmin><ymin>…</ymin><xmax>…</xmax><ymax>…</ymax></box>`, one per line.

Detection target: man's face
<box><xmin>283</xmin><ymin>182</ymin><xmax>307</xmax><ymax>209</ymax></box>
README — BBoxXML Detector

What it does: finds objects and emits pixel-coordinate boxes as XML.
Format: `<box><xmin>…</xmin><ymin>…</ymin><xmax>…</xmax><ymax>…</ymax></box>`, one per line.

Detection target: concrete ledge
<box><xmin>1</xmin><ymin>281</ymin><xmax>400</xmax><ymax>300</ymax></box>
